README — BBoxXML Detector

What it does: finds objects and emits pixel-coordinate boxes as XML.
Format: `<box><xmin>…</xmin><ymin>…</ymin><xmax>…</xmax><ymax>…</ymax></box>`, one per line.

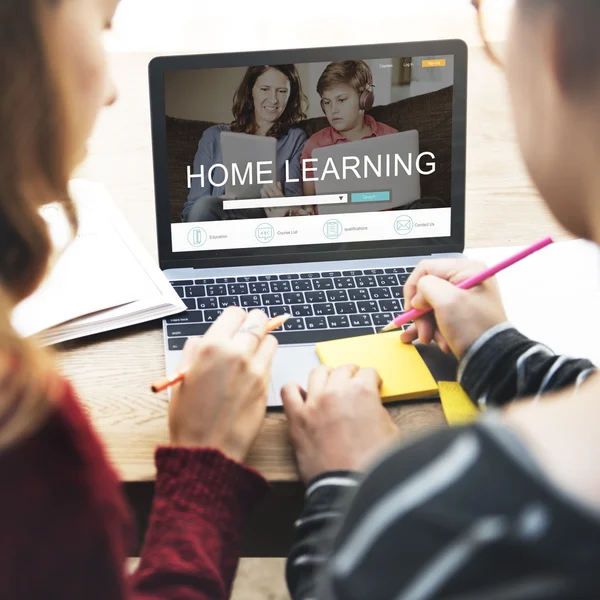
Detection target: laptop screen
<box><xmin>158</xmin><ymin>46</ymin><xmax>464</xmax><ymax>259</ymax></box>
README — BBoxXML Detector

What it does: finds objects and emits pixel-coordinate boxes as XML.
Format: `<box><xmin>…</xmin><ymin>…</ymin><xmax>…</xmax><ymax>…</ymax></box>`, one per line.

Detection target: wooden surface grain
<box><xmin>63</xmin><ymin>46</ymin><xmax>569</xmax><ymax>483</ymax></box>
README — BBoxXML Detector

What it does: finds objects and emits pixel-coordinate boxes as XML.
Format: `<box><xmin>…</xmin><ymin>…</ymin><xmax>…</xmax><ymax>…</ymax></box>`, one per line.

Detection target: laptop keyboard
<box><xmin>165</xmin><ymin>267</ymin><xmax>415</xmax><ymax>350</ymax></box>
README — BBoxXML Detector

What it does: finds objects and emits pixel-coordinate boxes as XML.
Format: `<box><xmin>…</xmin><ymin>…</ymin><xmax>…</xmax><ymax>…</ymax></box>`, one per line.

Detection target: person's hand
<box><xmin>261</xmin><ymin>182</ymin><xmax>284</xmax><ymax>198</ymax></box>
<box><xmin>169</xmin><ymin>307</ymin><xmax>278</xmax><ymax>462</ymax></box>
<box><xmin>218</xmin><ymin>193</ymin><xmax>237</xmax><ymax>200</ymax></box>
<box><xmin>281</xmin><ymin>365</ymin><xmax>399</xmax><ymax>483</ymax></box>
<box><xmin>400</xmin><ymin>258</ymin><xmax>508</xmax><ymax>359</ymax></box>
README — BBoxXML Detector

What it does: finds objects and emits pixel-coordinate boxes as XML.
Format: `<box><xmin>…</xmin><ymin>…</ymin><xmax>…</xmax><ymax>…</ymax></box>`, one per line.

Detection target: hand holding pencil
<box><xmin>399</xmin><ymin>257</ymin><xmax>515</xmax><ymax>359</ymax></box>
<box><xmin>163</xmin><ymin>307</ymin><xmax>283</xmax><ymax>462</ymax></box>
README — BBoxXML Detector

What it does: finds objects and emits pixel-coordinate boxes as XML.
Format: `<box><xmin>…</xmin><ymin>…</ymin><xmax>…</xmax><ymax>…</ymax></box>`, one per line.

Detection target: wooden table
<box><xmin>58</xmin><ymin>46</ymin><xmax>569</xmax><ymax>555</ymax></box>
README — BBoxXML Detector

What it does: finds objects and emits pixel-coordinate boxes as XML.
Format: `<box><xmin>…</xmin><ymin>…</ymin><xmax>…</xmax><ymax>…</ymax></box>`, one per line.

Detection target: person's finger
<box><xmin>251</xmin><ymin>333</ymin><xmax>279</xmax><ymax>376</ymax></box>
<box><xmin>281</xmin><ymin>382</ymin><xmax>306</xmax><ymax>421</ymax></box>
<box><xmin>415</xmin><ymin>315</ymin><xmax>436</xmax><ymax>346</ymax></box>
<box><xmin>400</xmin><ymin>324</ymin><xmax>418</xmax><ymax>344</ymax></box>
<box><xmin>416</xmin><ymin>275</ymin><xmax>463</xmax><ymax>314</ymax></box>
<box><xmin>434</xmin><ymin>330</ymin><xmax>451</xmax><ymax>354</ymax></box>
<box><xmin>327</xmin><ymin>364</ymin><xmax>360</xmax><ymax>388</ymax></box>
<box><xmin>203</xmin><ymin>306</ymin><xmax>247</xmax><ymax>341</ymax></box>
<box><xmin>231</xmin><ymin>309</ymin><xmax>270</xmax><ymax>356</ymax></box>
<box><xmin>307</xmin><ymin>365</ymin><xmax>331</xmax><ymax>398</ymax></box>
<box><xmin>354</xmin><ymin>367</ymin><xmax>383</xmax><ymax>391</ymax></box>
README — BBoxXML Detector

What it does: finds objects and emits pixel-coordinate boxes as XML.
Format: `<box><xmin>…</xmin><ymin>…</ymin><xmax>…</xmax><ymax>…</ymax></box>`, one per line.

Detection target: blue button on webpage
<box><xmin>351</xmin><ymin>191</ymin><xmax>391</xmax><ymax>203</ymax></box>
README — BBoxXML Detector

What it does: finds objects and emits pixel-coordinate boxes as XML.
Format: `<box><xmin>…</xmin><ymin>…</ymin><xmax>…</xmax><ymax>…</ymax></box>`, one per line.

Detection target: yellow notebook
<box><xmin>438</xmin><ymin>381</ymin><xmax>479</xmax><ymax>425</ymax></box>
<box><xmin>315</xmin><ymin>333</ymin><xmax>438</xmax><ymax>403</ymax></box>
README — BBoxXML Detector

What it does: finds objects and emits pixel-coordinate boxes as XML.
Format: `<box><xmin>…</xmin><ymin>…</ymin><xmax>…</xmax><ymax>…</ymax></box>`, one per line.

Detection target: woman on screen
<box><xmin>183</xmin><ymin>64</ymin><xmax>313</xmax><ymax>222</ymax></box>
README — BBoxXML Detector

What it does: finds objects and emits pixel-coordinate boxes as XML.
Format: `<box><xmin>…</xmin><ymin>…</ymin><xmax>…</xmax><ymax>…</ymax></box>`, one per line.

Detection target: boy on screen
<box><xmin>301</xmin><ymin>60</ymin><xmax>398</xmax><ymax>196</ymax></box>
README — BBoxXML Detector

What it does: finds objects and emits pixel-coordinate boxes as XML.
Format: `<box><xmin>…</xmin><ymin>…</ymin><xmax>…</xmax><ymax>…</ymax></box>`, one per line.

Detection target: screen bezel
<box><xmin>149</xmin><ymin>40</ymin><xmax>468</xmax><ymax>270</ymax></box>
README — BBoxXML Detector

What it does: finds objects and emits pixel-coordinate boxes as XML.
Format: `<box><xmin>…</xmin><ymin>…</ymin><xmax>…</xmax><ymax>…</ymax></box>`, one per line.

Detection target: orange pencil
<box><xmin>151</xmin><ymin>313</ymin><xmax>290</xmax><ymax>393</ymax></box>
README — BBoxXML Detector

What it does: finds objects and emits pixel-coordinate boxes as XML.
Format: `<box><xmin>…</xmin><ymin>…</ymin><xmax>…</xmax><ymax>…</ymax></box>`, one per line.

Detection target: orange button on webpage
<box><xmin>422</xmin><ymin>59</ymin><xmax>446</xmax><ymax>68</ymax></box>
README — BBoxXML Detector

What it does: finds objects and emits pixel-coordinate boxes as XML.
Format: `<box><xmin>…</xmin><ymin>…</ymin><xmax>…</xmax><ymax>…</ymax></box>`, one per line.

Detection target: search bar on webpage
<box><xmin>223</xmin><ymin>193</ymin><xmax>348</xmax><ymax>210</ymax></box>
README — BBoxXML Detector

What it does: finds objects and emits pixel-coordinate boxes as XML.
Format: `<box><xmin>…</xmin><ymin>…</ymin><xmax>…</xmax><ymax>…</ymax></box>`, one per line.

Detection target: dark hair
<box><xmin>230</xmin><ymin>64</ymin><xmax>307</xmax><ymax>138</ymax></box>
<box><xmin>520</xmin><ymin>0</ymin><xmax>600</xmax><ymax>95</ymax></box>
<box><xmin>317</xmin><ymin>60</ymin><xmax>373</xmax><ymax>98</ymax></box>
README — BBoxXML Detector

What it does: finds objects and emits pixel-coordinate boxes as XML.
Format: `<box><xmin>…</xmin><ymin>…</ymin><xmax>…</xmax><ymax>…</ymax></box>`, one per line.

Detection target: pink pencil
<box><xmin>379</xmin><ymin>236</ymin><xmax>554</xmax><ymax>333</ymax></box>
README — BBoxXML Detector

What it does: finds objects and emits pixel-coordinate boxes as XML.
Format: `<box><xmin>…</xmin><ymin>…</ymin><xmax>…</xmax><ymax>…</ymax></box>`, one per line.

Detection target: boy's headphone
<box><xmin>320</xmin><ymin>63</ymin><xmax>375</xmax><ymax>113</ymax></box>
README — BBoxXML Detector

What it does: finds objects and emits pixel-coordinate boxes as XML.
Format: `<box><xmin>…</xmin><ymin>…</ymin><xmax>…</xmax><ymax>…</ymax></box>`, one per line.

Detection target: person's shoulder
<box><xmin>202</xmin><ymin>123</ymin><xmax>230</xmax><ymax>139</ymax></box>
<box><xmin>376</xmin><ymin>121</ymin><xmax>399</xmax><ymax>135</ymax></box>
<box><xmin>286</xmin><ymin>126</ymin><xmax>308</xmax><ymax>142</ymax></box>
<box><xmin>303</xmin><ymin>127</ymin><xmax>331</xmax><ymax>155</ymax></box>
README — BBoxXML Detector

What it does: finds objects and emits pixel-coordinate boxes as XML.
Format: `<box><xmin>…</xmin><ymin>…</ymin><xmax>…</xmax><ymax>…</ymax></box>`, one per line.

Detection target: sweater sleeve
<box><xmin>458</xmin><ymin>322</ymin><xmax>597</xmax><ymax>407</ymax></box>
<box><xmin>129</xmin><ymin>447</ymin><xmax>269</xmax><ymax>600</ymax></box>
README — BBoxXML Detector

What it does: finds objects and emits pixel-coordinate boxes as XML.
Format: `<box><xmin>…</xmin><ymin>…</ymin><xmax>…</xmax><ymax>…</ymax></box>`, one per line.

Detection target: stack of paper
<box><xmin>11</xmin><ymin>180</ymin><xmax>186</xmax><ymax>345</ymax></box>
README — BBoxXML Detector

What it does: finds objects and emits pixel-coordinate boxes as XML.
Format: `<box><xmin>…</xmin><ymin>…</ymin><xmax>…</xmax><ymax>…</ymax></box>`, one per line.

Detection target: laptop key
<box><xmin>377</xmin><ymin>275</ymin><xmax>398</xmax><ymax>286</ymax></box>
<box><xmin>334</xmin><ymin>277</ymin><xmax>355</xmax><ymax>289</ymax></box>
<box><xmin>335</xmin><ymin>302</ymin><xmax>357</xmax><ymax>315</ymax></box>
<box><xmin>372</xmin><ymin>313</ymin><xmax>394</xmax><ymax>327</ymax></box>
<box><xmin>306</xmin><ymin>317</ymin><xmax>327</xmax><ymax>329</ymax></box>
<box><xmin>279</xmin><ymin>273</ymin><xmax>300</xmax><ymax>280</ymax></box>
<box><xmin>321</xmin><ymin>271</ymin><xmax>341</xmax><ymax>278</ymax></box>
<box><xmin>370</xmin><ymin>288</ymin><xmax>391</xmax><ymax>300</ymax></box>
<box><xmin>292</xmin><ymin>280</ymin><xmax>312</xmax><ymax>292</ymax></box>
<box><xmin>291</xmin><ymin>305</ymin><xmax>313</xmax><ymax>317</ymax></box>
<box><xmin>236</xmin><ymin>276</ymin><xmax>257</xmax><ymax>282</ymax></box>
<box><xmin>314</xmin><ymin>303</ymin><xmax>335</xmax><ymax>316</ymax></box>
<box><xmin>206</xmin><ymin>285</ymin><xmax>226</xmax><ymax>296</ymax></box>
<box><xmin>300</xmin><ymin>272</ymin><xmax>321</xmax><ymax>279</ymax></box>
<box><xmin>183</xmin><ymin>298</ymin><xmax>196</xmax><ymax>310</ymax></box>
<box><xmin>327</xmin><ymin>290</ymin><xmax>348</xmax><ymax>302</ymax></box>
<box><xmin>350</xmin><ymin>314</ymin><xmax>372</xmax><ymax>327</ymax></box>
<box><xmin>258</xmin><ymin>275</ymin><xmax>279</xmax><ymax>281</ymax></box>
<box><xmin>364</xmin><ymin>269</ymin><xmax>384</xmax><ymax>275</ymax></box>
<box><xmin>250</xmin><ymin>282</ymin><xmax>269</xmax><ymax>294</ymax></box>
<box><xmin>406</xmin><ymin>267</ymin><xmax>415</xmax><ymax>273</ymax></box>
<box><xmin>168</xmin><ymin>338</ymin><xmax>188</xmax><ymax>351</ymax></box>
<box><xmin>197</xmin><ymin>297</ymin><xmax>218</xmax><ymax>309</ymax></box>
<box><xmin>398</xmin><ymin>274</ymin><xmax>411</xmax><ymax>284</ymax></box>
<box><xmin>216</xmin><ymin>277</ymin><xmax>236</xmax><ymax>283</ymax></box>
<box><xmin>172</xmin><ymin>280</ymin><xmax>194</xmax><ymax>286</ymax></box>
<box><xmin>240</xmin><ymin>295</ymin><xmax>262</xmax><ymax>307</ymax></box>
<box><xmin>204</xmin><ymin>309</ymin><xmax>223</xmax><ymax>322</ymax></box>
<box><xmin>305</xmin><ymin>290</ymin><xmax>326</xmax><ymax>303</ymax></box>
<box><xmin>327</xmin><ymin>315</ymin><xmax>350</xmax><ymax>328</ymax></box>
<box><xmin>173</xmin><ymin>287</ymin><xmax>184</xmax><ymax>298</ymax></box>
<box><xmin>195</xmin><ymin>278</ymin><xmax>215</xmax><ymax>285</ymax></box>
<box><xmin>284</xmin><ymin>318</ymin><xmax>305</xmax><ymax>331</ymax></box>
<box><xmin>228</xmin><ymin>283</ymin><xmax>248</xmax><ymax>295</ymax></box>
<box><xmin>268</xmin><ymin>305</ymin><xmax>290</xmax><ymax>318</ymax></box>
<box><xmin>313</xmin><ymin>278</ymin><xmax>334</xmax><ymax>290</ymax></box>
<box><xmin>270</xmin><ymin>281</ymin><xmax>291</xmax><ymax>293</ymax></box>
<box><xmin>349</xmin><ymin>289</ymin><xmax>369</xmax><ymax>301</ymax></box>
<box><xmin>219</xmin><ymin>296</ymin><xmax>239</xmax><ymax>308</ymax></box>
<box><xmin>167</xmin><ymin>323</ymin><xmax>210</xmax><ymax>337</ymax></box>
<box><xmin>263</xmin><ymin>294</ymin><xmax>283</xmax><ymax>306</ymax></box>
<box><xmin>384</xmin><ymin>268</ymin><xmax>406</xmax><ymax>274</ymax></box>
<box><xmin>356</xmin><ymin>276</ymin><xmax>376</xmax><ymax>288</ymax></box>
<box><xmin>357</xmin><ymin>301</ymin><xmax>378</xmax><ymax>313</ymax></box>
<box><xmin>380</xmin><ymin>299</ymin><xmax>402</xmax><ymax>312</ymax></box>
<box><xmin>166</xmin><ymin>311</ymin><xmax>205</xmax><ymax>324</ymax></box>
<box><xmin>284</xmin><ymin>292</ymin><xmax>304</xmax><ymax>305</ymax></box>
<box><xmin>342</xmin><ymin>270</ymin><xmax>363</xmax><ymax>276</ymax></box>
<box><xmin>185</xmin><ymin>285</ymin><xmax>206</xmax><ymax>298</ymax></box>
<box><xmin>390</xmin><ymin>286</ymin><xmax>404</xmax><ymax>299</ymax></box>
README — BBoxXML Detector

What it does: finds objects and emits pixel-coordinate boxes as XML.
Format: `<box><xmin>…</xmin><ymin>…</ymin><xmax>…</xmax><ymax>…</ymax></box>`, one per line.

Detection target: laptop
<box><xmin>149</xmin><ymin>40</ymin><xmax>467</xmax><ymax>407</ymax></box>
<box><xmin>314</xmin><ymin>130</ymin><xmax>421</xmax><ymax>215</ymax></box>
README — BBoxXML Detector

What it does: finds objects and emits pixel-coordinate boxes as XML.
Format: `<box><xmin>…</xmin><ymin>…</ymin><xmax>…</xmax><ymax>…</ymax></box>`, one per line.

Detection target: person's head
<box><xmin>317</xmin><ymin>60</ymin><xmax>375</xmax><ymax>134</ymax></box>
<box><xmin>502</xmin><ymin>0</ymin><xmax>600</xmax><ymax>239</ymax></box>
<box><xmin>231</xmin><ymin>65</ymin><xmax>307</xmax><ymax>137</ymax></box>
<box><xmin>0</xmin><ymin>0</ymin><xmax>119</xmax><ymax>445</ymax></box>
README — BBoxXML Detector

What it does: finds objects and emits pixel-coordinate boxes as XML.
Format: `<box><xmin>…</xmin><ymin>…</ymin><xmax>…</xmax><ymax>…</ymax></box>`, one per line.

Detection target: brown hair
<box><xmin>316</xmin><ymin>60</ymin><xmax>373</xmax><ymax>98</ymax></box>
<box><xmin>519</xmin><ymin>0</ymin><xmax>600</xmax><ymax>95</ymax></box>
<box><xmin>230</xmin><ymin>64</ymin><xmax>307</xmax><ymax>138</ymax></box>
<box><xmin>0</xmin><ymin>0</ymin><xmax>75</xmax><ymax>448</ymax></box>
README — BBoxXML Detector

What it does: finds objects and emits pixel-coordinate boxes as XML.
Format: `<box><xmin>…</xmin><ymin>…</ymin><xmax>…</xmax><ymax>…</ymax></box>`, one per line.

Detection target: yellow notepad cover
<box><xmin>315</xmin><ymin>333</ymin><xmax>438</xmax><ymax>403</ymax></box>
<box><xmin>438</xmin><ymin>381</ymin><xmax>479</xmax><ymax>425</ymax></box>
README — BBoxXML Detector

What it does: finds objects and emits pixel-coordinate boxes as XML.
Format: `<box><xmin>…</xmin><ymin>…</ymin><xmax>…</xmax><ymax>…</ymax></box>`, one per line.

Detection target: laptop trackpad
<box><xmin>268</xmin><ymin>345</ymin><xmax>321</xmax><ymax>407</ymax></box>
